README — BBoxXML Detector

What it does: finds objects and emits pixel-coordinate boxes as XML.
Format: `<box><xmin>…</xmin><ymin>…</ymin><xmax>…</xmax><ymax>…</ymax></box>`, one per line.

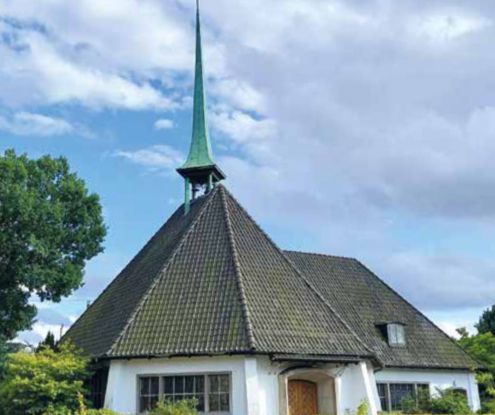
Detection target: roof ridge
<box><xmin>284</xmin><ymin>249</ymin><xmax>357</xmax><ymax>261</ymax></box>
<box><xmin>221</xmin><ymin>187</ymin><xmax>378</xmax><ymax>361</ymax></box>
<box><xmin>354</xmin><ymin>259</ymin><xmax>477</xmax><ymax>368</ymax></box>
<box><xmin>107</xmin><ymin>187</ymin><xmax>221</xmax><ymax>356</ymax></box>
<box><xmin>219</xmin><ymin>186</ymin><xmax>256</xmax><ymax>351</ymax></box>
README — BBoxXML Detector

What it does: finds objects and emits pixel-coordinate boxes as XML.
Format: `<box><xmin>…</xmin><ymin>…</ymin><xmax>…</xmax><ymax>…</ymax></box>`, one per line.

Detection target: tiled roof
<box><xmin>285</xmin><ymin>251</ymin><xmax>477</xmax><ymax>370</ymax></box>
<box><xmin>65</xmin><ymin>185</ymin><xmax>371</xmax><ymax>359</ymax></box>
<box><xmin>65</xmin><ymin>185</ymin><xmax>476</xmax><ymax>369</ymax></box>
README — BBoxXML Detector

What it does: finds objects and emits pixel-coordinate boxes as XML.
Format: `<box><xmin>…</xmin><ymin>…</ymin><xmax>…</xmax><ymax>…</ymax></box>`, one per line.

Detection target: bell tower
<box><xmin>177</xmin><ymin>0</ymin><xmax>226</xmax><ymax>214</ymax></box>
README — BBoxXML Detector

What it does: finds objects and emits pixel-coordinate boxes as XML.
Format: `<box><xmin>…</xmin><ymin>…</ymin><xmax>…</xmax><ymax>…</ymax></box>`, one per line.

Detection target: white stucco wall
<box><xmin>250</xmin><ymin>357</ymin><xmax>378</xmax><ymax>415</ymax></box>
<box><xmin>339</xmin><ymin>362</ymin><xmax>379</xmax><ymax>415</ymax></box>
<box><xmin>104</xmin><ymin>356</ymin><xmax>478</xmax><ymax>415</ymax></box>
<box><xmin>104</xmin><ymin>356</ymin><xmax>248</xmax><ymax>414</ymax></box>
<box><xmin>374</xmin><ymin>368</ymin><xmax>480</xmax><ymax>411</ymax></box>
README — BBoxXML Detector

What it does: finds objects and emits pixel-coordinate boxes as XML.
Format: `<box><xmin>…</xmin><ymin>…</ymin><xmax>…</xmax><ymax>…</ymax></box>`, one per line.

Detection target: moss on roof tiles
<box><xmin>285</xmin><ymin>251</ymin><xmax>477</xmax><ymax>370</ymax></box>
<box><xmin>64</xmin><ymin>185</ymin><xmax>475</xmax><ymax>370</ymax></box>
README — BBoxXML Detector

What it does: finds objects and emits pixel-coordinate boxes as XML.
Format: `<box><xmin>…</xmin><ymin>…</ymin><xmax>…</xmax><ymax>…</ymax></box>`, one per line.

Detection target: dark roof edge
<box><xmin>283</xmin><ymin>249</ymin><xmax>357</xmax><ymax>261</ymax></box>
<box><xmin>107</xmin><ymin>187</ymin><xmax>221</xmax><ymax>356</ymax></box>
<box><xmin>379</xmin><ymin>364</ymin><xmax>477</xmax><ymax>372</ymax></box>
<box><xmin>354</xmin><ymin>260</ymin><xmax>477</xmax><ymax>368</ymax></box>
<box><xmin>219</xmin><ymin>186</ymin><xmax>256</xmax><ymax>350</ymax></box>
<box><xmin>96</xmin><ymin>350</ymin><xmax>373</xmax><ymax>362</ymax></box>
<box><xmin>222</xmin><ymin>187</ymin><xmax>379</xmax><ymax>363</ymax></box>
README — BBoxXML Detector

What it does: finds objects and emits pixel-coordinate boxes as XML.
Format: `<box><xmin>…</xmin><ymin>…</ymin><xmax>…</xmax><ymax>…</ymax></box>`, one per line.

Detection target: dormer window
<box><xmin>387</xmin><ymin>323</ymin><xmax>406</xmax><ymax>347</ymax></box>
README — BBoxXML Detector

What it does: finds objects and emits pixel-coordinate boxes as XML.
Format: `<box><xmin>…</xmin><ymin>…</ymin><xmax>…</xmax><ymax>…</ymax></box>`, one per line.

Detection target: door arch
<box><xmin>288</xmin><ymin>379</ymin><xmax>318</xmax><ymax>415</ymax></box>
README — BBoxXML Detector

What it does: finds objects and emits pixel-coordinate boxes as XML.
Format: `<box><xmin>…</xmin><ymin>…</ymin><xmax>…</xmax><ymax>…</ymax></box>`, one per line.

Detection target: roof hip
<box><xmin>219</xmin><ymin>186</ymin><xmax>256</xmax><ymax>351</ymax></box>
<box><xmin>107</xmin><ymin>188</ymin><xmax>220</xmax><ymax>357</ymax></box>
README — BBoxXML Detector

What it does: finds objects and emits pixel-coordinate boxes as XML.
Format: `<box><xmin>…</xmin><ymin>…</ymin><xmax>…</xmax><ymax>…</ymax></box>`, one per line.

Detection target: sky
<box><xmin>0</xmin><ymin>0</ymin><xmax>494</xmax><ymax>344</ymax></box>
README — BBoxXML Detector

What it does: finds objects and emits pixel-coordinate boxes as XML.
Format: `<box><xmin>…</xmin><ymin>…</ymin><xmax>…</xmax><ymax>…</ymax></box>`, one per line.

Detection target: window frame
<box><xmin>387</xmin><ymin>323</ymin><xmax>406</xmax><ymax>347</ymax></box>
<box><xmin>376</xmin><ymin>382</ymin><xmax>430</xmax><ymax>412</ymax></box>
<box><xmin>136</xmin><ymin>372</ymin><xmax>232</xmax><ymax>415</ymax></box>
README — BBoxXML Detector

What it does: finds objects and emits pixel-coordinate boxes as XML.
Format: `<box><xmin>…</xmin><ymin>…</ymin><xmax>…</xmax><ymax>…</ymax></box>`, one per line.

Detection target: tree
<box><xmin>457</xmin><ymin>329</ymin><xmax>495</xmax><ymax>373</ymax></box>
<box><xmin>36</xmin><ymin>331</ymin><xmax>58</xmax><ymax>353</ymax></box>
<box><xmin>0</xmin><ymin>342</ymin><xmax>89</xmax><ymax>415</ymax></box>
<box><xmin>0</xmin><ymin>149</ymin><xmax>106</xmax><ymax>340</ymax></box>
<box><xmin>476</xmin><ymin>305</ymin><xmax>495</xmax><ymax>336</ymax></box>
<box><xmin>457</xmin><ymin>328</ymin><xmax>495</xmax><ymax>404</ymax></box>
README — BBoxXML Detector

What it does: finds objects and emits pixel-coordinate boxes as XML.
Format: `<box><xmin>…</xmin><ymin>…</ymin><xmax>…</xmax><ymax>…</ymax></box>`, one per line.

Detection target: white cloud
<box><xmin>412</xmin><ymin>12</ymin><xmax>491</xmax><ymax>43</ymax></box>
<box><xmin>211</xmin><ymin>110</ymin><xmax>277</xmax><ymax>145</ymax></box>
<box><xmin>114</xmin><ymin>144</ymin><xmax>183</xmax><ymax>173</ymax></box>
<box><xmin>0</xmin><ymin>112</ymin><xmax>74</xmax><ymax>136</ymax></box>
<box><xmin>4</xmin><ymin>0</ymin><xmax>495</xmax><ymax>332</ymax></box>
<box><xmin>0</xmin><ymin>0</ymin><xmax>190</xmax><ymax>110</ymax></box>
<box><xmin>17</xmin><ymin>321</ymin><xmax>68</xmax><ymax>345</ymax></box>
<box><xmin>154</xmin><ymin>118</ymin><xmax>175</xmax><ymax>130</ymax></box>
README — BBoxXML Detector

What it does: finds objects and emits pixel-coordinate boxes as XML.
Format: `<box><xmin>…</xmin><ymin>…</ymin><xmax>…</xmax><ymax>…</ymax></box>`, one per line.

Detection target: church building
<box><xmin>64</xmin><ymin>3</ymin><xmax>480</xmax><ymax>414</ymax></box>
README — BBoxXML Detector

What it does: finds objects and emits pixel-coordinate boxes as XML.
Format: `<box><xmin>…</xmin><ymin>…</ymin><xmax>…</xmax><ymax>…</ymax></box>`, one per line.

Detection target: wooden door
<box><xmin>288</xmin><ymin>380</ymin><xmax>318</xmax><ymax>415</ymax></box>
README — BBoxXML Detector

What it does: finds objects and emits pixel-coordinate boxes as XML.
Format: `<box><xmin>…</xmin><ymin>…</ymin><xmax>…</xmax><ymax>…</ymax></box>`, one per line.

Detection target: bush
<box><xmin>480</xmin><ymin>399</ymin><xmax>495</xmax><ymax>414</ymax></box>
<box><xmin>430</xmin><ymin>388</ymin><xmax>472</xmax><ymax>415</ymax></box>
<box><xmin>150</xmin><ymin>399</ymin><xmax>199</xmax><ymax>415</ymax></box>
<box><xmin>402</xmin><ymin>388</ymin><xmax>432</xmax><ymax>414</ymax></box>
<box><xmin>0</xmin><ymin>342</ymin><xmax>89</xmax><ymax>415</ymax></box>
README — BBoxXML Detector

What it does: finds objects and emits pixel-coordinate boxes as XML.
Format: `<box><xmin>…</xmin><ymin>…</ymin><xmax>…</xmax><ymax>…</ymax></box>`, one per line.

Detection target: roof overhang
<box><xmin>176</xmin><ymin>164</ymin><xmax>226</xmax><ymax>184</ymax></box>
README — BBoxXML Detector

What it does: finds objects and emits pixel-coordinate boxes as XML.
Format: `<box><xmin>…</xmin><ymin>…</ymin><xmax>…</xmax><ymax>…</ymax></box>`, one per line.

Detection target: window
<box><xmin>387</xmin><ymin>323</ymin><xmax>406</xmax><ymax>346</ymax></box>
<box><xmin>208</xmin><ymin>374</ymin><xmax>230</xmax><ymax>412</ymax></box>
<box><xmin>163</xmin><ymin>375</ymin><xmax>205</xmax><ymax>411</ymax></box>
<box><xmin>377</xmin><ymin>383</ymin><xmax>388</xmax><ymax>411</ymax></box>
<box><xmin>377</xmin><ymin>382</ymin><xmax>429</xmax><ymax>411</ymax></box>
<box><xmin>389</xmin><ymin>383</ymin><xmax>414</xmax><ymax>410</ymax></box>
<box><xmin>138</xmin><ymin>373</ymin><xmax>230</xmax><ymax>414</ymax></box>
<box><xmin>140</xmin><ymin>377</ymin><xmax>159</xmax><ymax>412</ymax></box>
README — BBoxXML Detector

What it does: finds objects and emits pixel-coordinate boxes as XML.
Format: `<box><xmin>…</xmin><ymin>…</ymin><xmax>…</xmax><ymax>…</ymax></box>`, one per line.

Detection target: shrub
<box><xmin>480</xmin><ymin>399</ymin><xmax>495</xmax><ymax>414</ymax></box>
<box><xmin>76</xmin><ymin>393</ymin><xmax>120</xmax><ymax>415</ymax></box>
<box><xmin>0</xmin><ymin>342</ymin><xmax>89</xmax><ymax>415</ymax></box>
<box><xmin>356</xmin><ymin>399</ymin><xmax>369</xmax><ymax>415</ymax></box>
<box><xmin>401</xmin><ymin>388</ymin><xmax>432</xmax><ymax>414</ymax></box>
<box><xmin>150</xmin><ymin>399</ymin><xmax>199</xmax><ymax>415</ymax></box>
<box><xmin>430</xmin><ymin>387</ymin><xmax>472</xmax><ymax>414</ymax></box>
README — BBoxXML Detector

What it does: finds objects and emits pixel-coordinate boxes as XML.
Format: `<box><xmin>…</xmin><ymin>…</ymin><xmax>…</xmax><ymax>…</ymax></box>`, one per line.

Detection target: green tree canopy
<box><xmin>0</xmin><ymin>149</ymin><xmax>106</xmax><ymax>340</ymax></box>
<box><xmin>476</xmin><ymin>305</ymin><xmax>495</xmax><ymax>336</ymax></box>
<box><xmin>457</xmin><ymin>329</ymin><xmax>495</xmax><ymax>404</ymax></box>
<box><xmin>0</xmin><ymin>342</ymin><xmax>89</xmax><ymax>415</ymax></box>
<box><xmin>36</xmin><ymin>331</ymin><xmax>57</xmax><ymax>353</ymax></box>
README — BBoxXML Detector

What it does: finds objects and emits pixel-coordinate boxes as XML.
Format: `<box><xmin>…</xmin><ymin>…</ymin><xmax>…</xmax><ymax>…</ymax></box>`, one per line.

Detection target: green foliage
<box><xmin>458</xmin><ymin>330</ymin><xmax>495</xmax><ymax>372</ymax></box>
<box><xmin>457</xmin><ymin>329</ymin><xmax>495</xmax><ymax>401</ymax></box>
<box><xmin>0</xmin><ymin>149</ymin><xmax>106</xmax><ymax>339</ymax></box>
<box><xmin>0</xmin><ymin>342</ymin><xmax>89</xmax><ymax>415</ymax></box>
<box><xmin>36</xmin><ymin>331</ymin><xmax>58</xmax><ymax>352</ymax></box>
<box><xmin>399</xmin><ymin>387</ymin><xmax>472</xmax><ymax>415</ymax></box>
<box><xmin>356</xmin><ymin>399</ymin><xmax>369</xmax><ymax>415</ymax></box>
<box><xmin>477</xmin><ymin>305</ymin><xmax>495</xmax><ymax>336</ymax></box>
<box><xmin>400</xmin><ymin>388</ymin><xmax>432</xmax><ymax>414</ymax></box>
<box><xmin>150</xmin><ymin>399</ymin><xmax>199</xmax><ymax>415</ymax></box>
<box><xmin>76</xmin><ymin>392</ymin><xmax>120</xmax><ymax>415</ymax></box>
<box><xmin>429</xmin><ymin>388</ymin><xmax>472</xmax><ymax>415</ymax></box>
<box><xmin>401</xmin><ymin>393</ymin><xmax>421</xmax><ymax>414</ymax></box>
<box><xmin>480</xmin><ymin>398</ymin><xmax>495</xmax><ymax>414</ymax></box>
<box><xmin>344</xmin><ymin>400</ymin><xmax>369</xmax><ymax>415</ymax></box>
<box><xmin>0</xmin><ymin>336</ymin><xmax>29</xmax><ymax>380</ymax></box>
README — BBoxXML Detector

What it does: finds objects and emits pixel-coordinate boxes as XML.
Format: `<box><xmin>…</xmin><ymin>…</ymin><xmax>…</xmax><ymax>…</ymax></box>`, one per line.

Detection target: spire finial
<box><xmin>177</xmin><ymin>0</ymin><xmax>226</xmax><ymax>214</ymax></box>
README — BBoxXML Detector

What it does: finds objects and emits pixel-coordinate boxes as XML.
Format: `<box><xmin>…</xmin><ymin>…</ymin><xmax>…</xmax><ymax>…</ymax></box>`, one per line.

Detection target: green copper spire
<box><xmin>181</xmin><ymin>0</ymin><xmax>214</xmax><ymax>169</ymax></box>
<box><xmin>177</xmin><ymin>0</ymin><xmax>226</xmax><ymax>214</ymax></box>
